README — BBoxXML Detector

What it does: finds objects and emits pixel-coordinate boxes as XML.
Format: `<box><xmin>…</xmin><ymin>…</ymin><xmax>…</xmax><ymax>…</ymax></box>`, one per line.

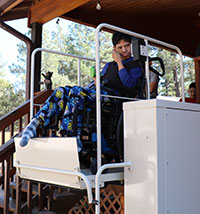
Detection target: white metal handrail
<box><xmin>30</xmin><ymin>48</ymin><xmax>106</xmax><ymax>120</ymax></box>
<box><xmin>95</xmin><ymin>23</ymin><xmax>185</xmax><ymax>171</ymax></box>
<box><xmin>15</xmin><ymin>162</ymin><xmax>93</xmax><ymax>203</ymax></box>
<box><xmin>95</xmin><ymin>162</ymin><xmax>132</xmax><ymax>214</ymax></box>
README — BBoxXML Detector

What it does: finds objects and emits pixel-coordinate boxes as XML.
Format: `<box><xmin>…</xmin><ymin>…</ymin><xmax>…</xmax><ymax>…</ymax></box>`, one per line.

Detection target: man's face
<box><xmin>114</xmin><ymin>39</ymin><xmax>131</xmax><ymax>60</ymax></box>
<box><xmin>188</xmin><ymin>87</ymin><xmax>196</xmax><ymax>99</ymax></box>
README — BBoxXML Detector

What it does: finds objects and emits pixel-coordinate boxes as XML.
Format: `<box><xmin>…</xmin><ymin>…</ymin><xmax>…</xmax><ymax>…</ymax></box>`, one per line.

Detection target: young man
<box><xmin>101</xmin><ymin>32</ymin><xmax>143</xmax><ymax>96</ymax></box>
<box><xmin>179</xmin><ymin>82</ymin><xmax>196</xmax><ymax>103</ymax></box>
<box><xmin>20</xmin><ymin>32</ymin><xmax>143</xmax><ymax>148</ymax></box>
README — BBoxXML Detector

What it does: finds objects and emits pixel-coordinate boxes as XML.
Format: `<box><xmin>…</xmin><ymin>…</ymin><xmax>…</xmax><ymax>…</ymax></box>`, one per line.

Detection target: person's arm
<box><xmin>112</xmin><ymin>50</ymin><xmax>142</xmax><ymax>88</ymax></box>
<box><xmin>150</xmin><ymin>81</ymin><xmax>158</xmax><ymax>93</ymax></box>
<box><xmin>118</xmin><ymin>67</ymin><xmax>142</xmax><ymax>88</ymax></box>
<box><xmin>149</xmin><ymin>71</ymin><xmax>159</xmax><ymax>93</ymax></box>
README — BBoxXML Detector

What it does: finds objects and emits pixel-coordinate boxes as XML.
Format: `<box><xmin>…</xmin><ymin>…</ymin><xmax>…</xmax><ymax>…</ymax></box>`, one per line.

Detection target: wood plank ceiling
<box><xmin>0</xmin><ymin>0</ymin><xmax>200</xmax><ymax>57</ymax></box>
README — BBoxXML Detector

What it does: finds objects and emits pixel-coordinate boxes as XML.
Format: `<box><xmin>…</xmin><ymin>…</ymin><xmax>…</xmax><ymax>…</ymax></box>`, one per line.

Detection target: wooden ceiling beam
<box><xmin>0</xmin><ymin>0</ymin><xmax>23</xmax><ymax>16</ymax></box>
<box><xmin>28</xmin><ymin>0</ymin><xmax>90</xmax><ymax>26</ymax></box>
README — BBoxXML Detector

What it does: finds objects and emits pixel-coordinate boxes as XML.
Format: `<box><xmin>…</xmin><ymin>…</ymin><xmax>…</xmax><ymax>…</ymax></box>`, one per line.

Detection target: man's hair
<box><xmin>112</xmin><ymin>32</ymin><xmax>131</xmax><ymax>46</ymax></box>
<box><xmin>189</xmin><ymin>82</ymin><xmax>195</xmax><ymax>89</ymax></box>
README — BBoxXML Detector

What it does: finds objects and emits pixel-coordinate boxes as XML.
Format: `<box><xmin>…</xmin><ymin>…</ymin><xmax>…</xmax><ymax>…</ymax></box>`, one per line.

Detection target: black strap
<box><xmin>149</xmin><ymin>57</ymin><xmax>165</xmax><ymax>77</ymax></box>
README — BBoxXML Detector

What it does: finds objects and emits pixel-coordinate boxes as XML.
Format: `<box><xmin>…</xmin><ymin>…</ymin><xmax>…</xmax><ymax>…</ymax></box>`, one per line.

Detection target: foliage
<box><xmin>149</xmin><ymin>47</ymin><xmax>195</xmax><ymax>97</ymax></box>
<box><xmin>0</xmin><ymin>75</ymin><xmax>25</xmax><ymax>118</ymax></box>
<box><xmin>0</xmin><ymin>44</ymin><xmax>25</xmax><ymax>117</ymax></box>
<box><xmin>9</xmin><ymin>33</ymin><xmax>28</xmax><ymax>88</ymax></box>
<box><xmin>41</xmin><ymin>22</ymin><xmax>112</xmax><ymax>88</ymax></box>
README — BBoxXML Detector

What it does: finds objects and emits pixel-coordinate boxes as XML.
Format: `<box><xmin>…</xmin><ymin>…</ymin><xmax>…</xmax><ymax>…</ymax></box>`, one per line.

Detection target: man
<box><xmin>20</xmin><ymin>32</ymin><xmax>143</xmax><ymax>148</ymax></box>
<box><xmin>101</xmin><ymin>32</ymin><xmax>143</xmax><ymax>96</ymax></box>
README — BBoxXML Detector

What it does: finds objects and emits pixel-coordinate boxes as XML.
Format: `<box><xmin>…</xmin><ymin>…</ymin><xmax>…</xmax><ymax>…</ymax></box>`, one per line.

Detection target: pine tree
<box><xmin>149</xmin><ymin>47</ymin><xmax>195</xmax><ymax>97</ymax></box>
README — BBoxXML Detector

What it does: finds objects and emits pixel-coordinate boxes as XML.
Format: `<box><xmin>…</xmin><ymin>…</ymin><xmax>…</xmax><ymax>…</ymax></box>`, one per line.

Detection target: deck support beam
<box><xmin>28</xmin><ymin>0</ymin><xmax>90</xmax><ymax>26</ymax></box>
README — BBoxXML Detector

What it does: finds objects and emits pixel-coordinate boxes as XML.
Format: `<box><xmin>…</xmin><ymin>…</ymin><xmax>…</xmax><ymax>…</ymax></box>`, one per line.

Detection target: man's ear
<box><xmin>113</xmin><ymin>45</ymin><xmax>116</xmax><ymax>51</ymax></box>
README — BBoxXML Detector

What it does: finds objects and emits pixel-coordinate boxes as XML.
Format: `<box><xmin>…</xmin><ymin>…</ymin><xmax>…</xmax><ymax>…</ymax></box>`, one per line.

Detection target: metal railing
<box><xmin>95</xmin><ymin>162</ymin><xmax>132</xmax><ymax>214</ymax></box>
<box><xmin>95</xmin><ymin>23</ymin><xmax>185</xmax><ymax>171</ymax></box>
<box><xmin>30</xmin><ymin>48</ymin><xmax>106</xmax><ymax>119</ymax></box>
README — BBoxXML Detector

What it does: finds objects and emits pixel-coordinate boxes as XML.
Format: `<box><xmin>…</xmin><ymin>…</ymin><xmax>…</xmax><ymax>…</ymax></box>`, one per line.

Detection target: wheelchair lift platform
<box><xmin>14</xmin><ymin>137</ymin><xmax>124</xmax><ymax>190</ymax></box>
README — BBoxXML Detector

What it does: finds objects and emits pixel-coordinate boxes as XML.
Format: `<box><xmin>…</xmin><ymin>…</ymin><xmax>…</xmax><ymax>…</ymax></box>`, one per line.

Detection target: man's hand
<box><xmin>112</xmin><ymin>50</ymin><xmax>122</xmax><ymax>64</ymax></box>
<box><xmin>112</xmin><ymin>50</ymin><xmax>124</xmax><ymax>70</ymax></box>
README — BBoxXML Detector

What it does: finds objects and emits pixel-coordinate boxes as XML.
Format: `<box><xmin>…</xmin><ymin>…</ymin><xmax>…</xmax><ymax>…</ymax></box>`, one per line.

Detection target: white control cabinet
<box><xmin>123</xmin><ymin>99</ymin><xmax>200</xmax><ymax>214</ymax></box>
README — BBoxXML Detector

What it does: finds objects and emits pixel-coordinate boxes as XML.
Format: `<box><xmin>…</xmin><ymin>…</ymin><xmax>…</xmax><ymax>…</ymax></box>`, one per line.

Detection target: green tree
<box><xmin>41</xmin><ymin>22</ymin><xmax>112</xmax><ymax>88</ymax></box>
<box><xmin>0</xmin><ymin>55</ymin><xmax>25</xmax><ymax>117</ymax></box>
<box><xmin>9</xmin><ymin>35</ymin><xmax>28</xmax><ymax>89</ymax></box>
<box><xmin>0</xmin><ymin>79</ymin><xmax>25</xmax><ymax>117</ymax></box>
<box><xmin>149</xmin><ymin>47</ymin><xmax>195</xmax><ymax>97</ymax></box>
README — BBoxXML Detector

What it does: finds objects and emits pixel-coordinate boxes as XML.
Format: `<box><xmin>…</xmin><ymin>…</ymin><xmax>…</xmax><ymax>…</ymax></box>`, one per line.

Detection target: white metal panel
<box><xmin>15</xmin><ymin>137</ymin><xmax>125</xmax><ymax>190</ymax></box>
<box><xmin>156</xmin><ymin>107</ymin><xmax>167</xmax><ymax>214</ymax></box>
<box><xmin>165</xmin><ymin>108</ymin><xmax>200</xmax><ymax>214</ymax></box>
<box><xmin>124</xmin><ymin>101</ymin><xmax>158</xmax><ymax>214</ymax></box>
<box><xmin>123</xmin><ymin>99</ymin><xmax>200</xmax><ymax>214</ymax></box>
<box><xmin>14</xmin><ymin>137</ymin><xmax>81</xmax><ymax>188</ymax></box>
<box><xmin>123</xmin><ymin>99</ymin><xmax>200</xmax><ymax>112</ymax></box>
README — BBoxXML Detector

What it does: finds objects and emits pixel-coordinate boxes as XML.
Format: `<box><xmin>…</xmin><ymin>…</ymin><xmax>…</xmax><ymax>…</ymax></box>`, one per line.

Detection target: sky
<box><xmin>0</xmin><ymin>17</ymin><xmax>69</xmax><ymax>82</ymax></box>
<box><xmin>0</xmin><ymin>18</ymin><xmax>28</xmax><ymax>71</ymax></box>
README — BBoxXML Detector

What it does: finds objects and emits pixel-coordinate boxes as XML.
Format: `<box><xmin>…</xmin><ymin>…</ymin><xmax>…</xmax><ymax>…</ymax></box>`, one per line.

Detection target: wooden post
<box><xmin>4</xmin><ymin>157</ymin><xmax>10</xmax><ymax>214</ymax></box>
<box><xmin>31</xmin><ymin>22</ymin><xmax>42</xmax><ymax>93</ymax></box>
<box><xmin>27</xmin><ymin>180</ymin><xmax>33</xmax><ymax>214</ymax></box>
<box><xmin>1</xmin><ymin>129</ymin><xmax>5</xmax><ymax>146</ymax></box>
<box><xmin>10</xmin><ymin>123</ymin><xmax>14</xmax><ymax>182</ymax></box>
<box><xmin>194</xmin><ymin>56</ymin><xmax>200</xmax><ymax>103</ymax></box>
<box><xmin>18</xmin><ymin>118</ymin><xmax>23</xmax><ymax>132</ymax></box>
<box><xmin>47</xmin><ymin>185</ymin><xmax>54</xmax><ymax>210</ymax></box>
<box><xmin>16</xmin><ymin>176</ymin><xmax>22</xmax><ymax>214</ymax></box>
<box><xmin>38</xmin><ymin>183</ymin><xmax>44</xmax><ymax>211</ymax></box>
<box><xmin>1</xmin><ymin>130</ymin><xmax>5</xmax><ymax>189</ymax></box>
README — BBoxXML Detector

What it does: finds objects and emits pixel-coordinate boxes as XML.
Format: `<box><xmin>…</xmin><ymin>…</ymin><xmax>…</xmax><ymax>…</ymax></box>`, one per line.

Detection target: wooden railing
<box><xmin>0</xmin><ymin>137</ymin><xmax>16</xmax><ymax>214</ymax></box>
<box><xmin>0</xmin><ymin>90</ymin><xmax>53</xmax><ymax>146</ymax></box>
<box><xmin>194</xmin><ymin>56</ymin><xmax>200</xmax><ymax>104</ymax></box>
<box><xmin>0</xmin><ymin>90</ymin><xmax>53</xmax><ymax>214</ymax></box>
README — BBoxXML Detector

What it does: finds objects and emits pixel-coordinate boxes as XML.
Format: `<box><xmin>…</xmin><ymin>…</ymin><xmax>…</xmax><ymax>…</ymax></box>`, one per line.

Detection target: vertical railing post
<box><xmin>95</xmin><ymin>25</ymin><xmax>102</xmax><ymax>170</ymax></box>
<box><xmin>27</xmin><ymin>180</ymin><xmax>33</xmax><ymax>214</ymax></box>
<box><xmin>10</xmin><ymin>123</ymin><xmax>14</xmax><ymax>181</ymax></box>
<box><xmin>4</xmin><ymin>157</ymin><xmax>10</xmax><ymax>214</ymax></box>
<box><xmin>1</xmin><ymin>129</ymin><xmax>5</xmax><ymax>189</ymax></box>
<box><xmin>10</xmin><ymin>123</ymin><xmax>14</xmax><ymax>139</ymax></box>
<box><xmin>16</xmin><ymin>176</ymin><xmax>22</xmax><ymax>214</ymax></box>
<box><xmin>38</xmin><ymin>183</ymin><xmax>44</xmax><ymax>211</ymax></box>
<box><xmin>144</xmin><ymin>39</ymin><xmax>150</xmax><ymax>99</ymax></box>
<box><xmin>47</xmin><ymin>185</ymin><xmax>54</xmax><ymax>210</ymax></box>
<box><xmin>77</xmin><ymin>58</ymin><xmax>81</xmax><ymax>86</ymax></box>
<box><xmin>194</xmin><ymin>56</ymin><xmax>200</xmax><ymax>103</ymax></box>
<box><xmin>18</xmin><ymin>118</ymin><xmax>23</xmax><ymax>133</ymax></box>
<box><xmin>1</xmin><ymin>129</ymin><xmax>5</xmax><ymax>146</ymax></box>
